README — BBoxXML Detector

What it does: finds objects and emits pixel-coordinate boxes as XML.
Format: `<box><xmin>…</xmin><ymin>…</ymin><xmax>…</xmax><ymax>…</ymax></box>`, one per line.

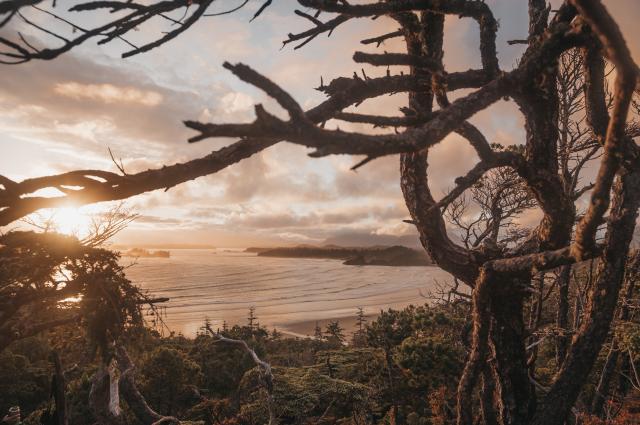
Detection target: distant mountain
<box><xmin>248</xmin><ymin>245</ymin><xmax>432</xmax><ymax>267</ymax></box>
<box><xmin>322</xmin><ymin>232</ymin><xmax>421</xmax><ymax>249</ymax></box>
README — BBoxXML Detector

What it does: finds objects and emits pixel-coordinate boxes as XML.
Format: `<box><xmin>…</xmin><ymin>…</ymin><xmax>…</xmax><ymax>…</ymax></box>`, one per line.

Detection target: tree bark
<box><xmin>457</xmin><ymin>268</ymin><xmax>494</xmax><ymax>425</ymax></box>
<box><xmin>490</xmin><ymin>279</ymin><xmax>535</xmax><ymax>425</ymax></box>
<box><xmin>481</xmin><ymin>364</ymin><xmax>499</xmax><ymax>425</ymax></box>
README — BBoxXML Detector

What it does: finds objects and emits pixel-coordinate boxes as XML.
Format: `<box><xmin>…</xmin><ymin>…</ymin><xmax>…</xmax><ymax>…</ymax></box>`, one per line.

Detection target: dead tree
<box><xmin>444</xmin><ymin>147</ymin><xmax>537</xmax><ymax>250</ymax></box>
<box><xmin>205</xmin><ymin>324</ymin><xmax>275</xmax><ymax>425</ymax></box>
<box><xmin>89</xmin><ymin>346</ymin><xmax>180</xmax><ymax>425</ymax></box>
<box><xmin>1</xmin><ymin>1</ymin><xmax>640</xmax><ymax>424</ymax></box>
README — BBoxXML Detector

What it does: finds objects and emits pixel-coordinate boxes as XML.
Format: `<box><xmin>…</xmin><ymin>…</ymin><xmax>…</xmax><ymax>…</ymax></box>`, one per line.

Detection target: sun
<box><xmin>25</xmin><ymin>202</ymin><xmax>131</xmax><ymax>241</ymax></box>
<box><xmin>50</xmin><ymin>207</ymin><xmax>93</xmax><ymax>237</ymax></box>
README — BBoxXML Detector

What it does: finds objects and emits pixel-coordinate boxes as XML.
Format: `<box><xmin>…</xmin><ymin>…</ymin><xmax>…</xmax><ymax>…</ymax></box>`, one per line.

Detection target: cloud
<box><xmin>5</xmin><ymin>1</ymin><xmax>639</xmax><ymax>248</ymax></box>
<box><xmin>0</xmin><ymin>54</ymin><xmax>206</xmax><ymax>164</ymax></box>
<box><xmin>135</xmin><ymin>215</ymin><xmax>184</xmax><ymax>225</ymax></box>
<box><xmin>220</xmin><ymin>91</ymin><xmax>254</xmax><ymax>113</ymax></box>
<box><xmin>54</xmin><ymin>82</ymin><xmax>163</xmax><ymax>106</ymax></box>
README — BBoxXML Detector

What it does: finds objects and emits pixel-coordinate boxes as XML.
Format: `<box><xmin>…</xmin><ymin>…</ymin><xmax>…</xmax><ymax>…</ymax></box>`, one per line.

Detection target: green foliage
<box><xmin>363</xmin><ymin>303</ymin><xmax>469</xmax><ymax>421</ymax></box>
<box><xmin>264</xmin><ymin>337</ymin><xmax>318</xmax><ymax>367</ymax></box>
<box><xmin>225</xmin><ymin>323</ymin><xmax>269</xmax><ymax>341</ymax></box>
<box><xmin>190</xmin><ymin>333</ymin><xmax>261</xmax><ymax>398</ymax></box>
<box><xmin>1</xmin><ymin>278</ymin><xmax>476</xmax><ymax>425</ymax></box>
<box><xmin>184</xmin><ymin>398</ymin><xmax>237</xmax><ymax>425</ymax></box>
<box><xmin>0</xmin><ymin>349</ymin><xmax>50</xmax><ymax>416</ymax></box>
<box><xmin>239</xmin><ymin>366</ymin><xmax>371</xmax><ymax>424</ymax></box>
<box><xmin>78</xmin><ymin>248</ymin><xmax>146</xmax><ymax>360</ymax></box>
<box><xmin>617</xmin><ymin>322</ymin><xmax>640</xmax><ymax>354</ymax></box>
<box><xmin>138</xmin><ymin>346</ymin><xmax>204</xmax><ymax>417</ymax></box>
<box><xmin>395</xmin><ymin>336</ymin><xmax>463</xmax><ymax>390</ymax></box>
<box><xmin>66</xmin><ymin>372</ymin><xmax>96</xmax><ymax>425</ymax></box>
<box><xmin>366</xmin><ymin>308</ymin><xmax>415</xmax><ymax>352</ymax></box>
<box><xmin>325</xmin><ymin>320</ymin><xmax>346</xmax><ymax>348</ymax></box>
<box><xmin>313</xmin><ymin>348</ymin><xmax>384</xmax><ymax>384</ymax></box>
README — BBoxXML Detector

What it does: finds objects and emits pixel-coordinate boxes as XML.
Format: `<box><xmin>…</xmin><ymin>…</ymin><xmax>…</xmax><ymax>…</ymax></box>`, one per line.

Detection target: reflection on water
<box><xmin>123</xmin><ymin>249</ymin><xmax>452</xmax><ymax>336</ymax></box>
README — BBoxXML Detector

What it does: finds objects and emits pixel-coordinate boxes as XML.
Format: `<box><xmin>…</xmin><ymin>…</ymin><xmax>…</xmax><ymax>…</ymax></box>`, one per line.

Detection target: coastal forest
<box><xmin>2</xmin><ymin>1</ymin><xmax>640</xmax><ymax>425</ymax></box>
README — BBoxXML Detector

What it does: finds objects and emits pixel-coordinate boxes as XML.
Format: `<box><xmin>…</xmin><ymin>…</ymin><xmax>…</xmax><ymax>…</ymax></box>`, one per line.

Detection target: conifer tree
<box><xmin>247</xmin><ymin>306</ymin><xmax>257</xmax><ymax>331</ymax></box>
<box><xmin>313</xmin><ymin>321</ymin><xmax>323</xmax><ymax>341</ymax></box>
<box><xmin>325</xmin><ymin>321</ymin><xmax>345</xmax><ymax>347</ymax></box>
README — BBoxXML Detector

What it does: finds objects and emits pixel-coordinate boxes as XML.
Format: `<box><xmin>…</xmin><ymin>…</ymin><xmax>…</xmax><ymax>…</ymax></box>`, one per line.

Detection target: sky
<box><xmin>1</xmin><ymin>0</ymin><xmax>639</xmax><ymax>248</ymax></box>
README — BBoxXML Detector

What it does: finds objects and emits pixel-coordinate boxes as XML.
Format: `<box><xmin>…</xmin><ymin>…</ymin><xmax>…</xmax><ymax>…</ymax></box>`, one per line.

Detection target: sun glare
<box><xmin>51</xmin><ymin>207</ymin><xmax>93</xmax><ymax>238</ymax></box>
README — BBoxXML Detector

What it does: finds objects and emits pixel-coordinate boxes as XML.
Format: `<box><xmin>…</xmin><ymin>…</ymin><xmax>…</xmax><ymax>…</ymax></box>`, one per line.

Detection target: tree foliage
<box><xmin>0</xmin><ymin>231</ymin><xmax>146</xmax><ymax>358</ymax></box>
<box><xmin>138</xmin><ymin>346</ymin><xmax>204</xmax><ymax>417</ymax></box>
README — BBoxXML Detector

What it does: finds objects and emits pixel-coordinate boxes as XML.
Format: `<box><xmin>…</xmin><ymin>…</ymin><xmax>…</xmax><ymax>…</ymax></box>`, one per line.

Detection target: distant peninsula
<box><xmin>120</xmin><ymin>248</ymin><xmax>170</xmax><ymax>258</ymax></box>
<box><xmin>245</xmin><ymin>245</ymin><xmax>432</xmax><ymax>267</ymax></box>
<box><xmin>113</xmin><ymin>243</ymin><xmax>215</xmax><ymax>250</ymax></box>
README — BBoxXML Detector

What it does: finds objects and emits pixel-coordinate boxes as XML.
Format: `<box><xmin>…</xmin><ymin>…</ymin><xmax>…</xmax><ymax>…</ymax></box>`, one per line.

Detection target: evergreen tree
<box><xmin>198</xmin><ymin>317</ymin><xmax>212</xmax><ymax>336</ymax></box>
<box><xmin>356</xmin><ymin>307</ymin><xmax>367</xmax><ymax>332</ymax></box>
<box><xmin>366</xmin><ymin>308</ymin><xmax>415</xmax><ymax>424</ymax></box>
<box><xmin>247</xmin><ymin>306</ymin><xmax>257</xmax><ymax>330</ymax></box>
<box><xmin>352</xmin><ymin>307</ymin><xmax>368</xmax><ymax>347</ymax></box>
<box><xmin>139</xmin><ymin>346</ymin><xmax>203</xmax><ymax>417</ymax></box>
<box><xmin>313</xmin><ymin>322</ymin><xmax>323</xmax><ymax>340</ymax></box>
<box><xmin>325</xmin><ymin>321</ymin><xmax>345</xmax><ymax>347</ymax></box>
<box><xmin>271</xmin><ymin>328</ymin><xmax>282</xmax><ymax>340</ymax></box>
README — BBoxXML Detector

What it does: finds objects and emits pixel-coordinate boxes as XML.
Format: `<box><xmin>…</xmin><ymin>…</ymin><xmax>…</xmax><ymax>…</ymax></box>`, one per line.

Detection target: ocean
<box><xmin>123</xmin><ymin>249</ymin><xmax>453</xmax><ymax>337</ymax></box>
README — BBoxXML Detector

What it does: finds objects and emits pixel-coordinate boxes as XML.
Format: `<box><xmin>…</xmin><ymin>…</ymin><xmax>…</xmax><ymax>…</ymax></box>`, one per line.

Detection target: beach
<box><xmin>122</xmin><ymin>249</ymin><xmax>453</xmax><ymax>336</ymax></box>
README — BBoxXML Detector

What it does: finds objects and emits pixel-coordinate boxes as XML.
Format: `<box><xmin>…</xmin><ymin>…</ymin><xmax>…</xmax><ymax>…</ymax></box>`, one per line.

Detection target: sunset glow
<box><xmin>53</xmin><ymin>207</ymin><xmax>92</xmax><ymax>236</ymax></box>
<box><xmin>43</xmin><ymin>206</ymin><xmax>94</xmax><ymax>238</ymax></box>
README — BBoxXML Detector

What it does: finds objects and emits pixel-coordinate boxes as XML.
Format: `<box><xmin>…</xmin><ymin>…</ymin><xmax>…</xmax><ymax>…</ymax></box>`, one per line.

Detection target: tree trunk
<box><xmin>89</xmin><ymin>365</ymin><xmax>124</xmax><ymax>425</ymax></box>
<box><xmin>51</xmin><ymin>351</ymin><xmax>68</xmax><ymax>425</ymax></box>
<box><xmin>457</xmin><ymin>268</ymin><xmax>494</xmax><ymax>425</ymax></box>
<box><xmin>490</xmin><ymin>280</ymin><xmax>535</xmax><ymax>425</ymax></box>
<box><xmin>481</xmin><ymin>364</ymin><xmax>499</xmax><ymax>425</ymax></box>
